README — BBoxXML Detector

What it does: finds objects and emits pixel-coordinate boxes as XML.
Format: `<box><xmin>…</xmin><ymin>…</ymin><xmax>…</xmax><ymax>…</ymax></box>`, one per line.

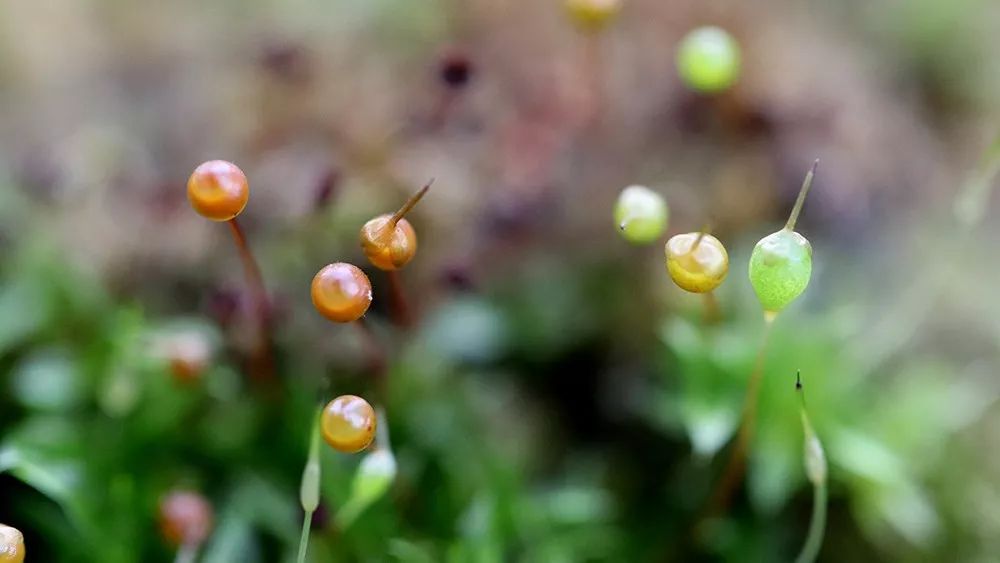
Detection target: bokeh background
<box><xmin>2</xmin><ymin>0</ymin><xmax>1000</xmax><ymax>561</ymax></box>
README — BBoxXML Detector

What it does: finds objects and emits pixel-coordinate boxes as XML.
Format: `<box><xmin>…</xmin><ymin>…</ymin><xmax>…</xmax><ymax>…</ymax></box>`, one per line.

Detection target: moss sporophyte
<box><xmin>614</xmin><ymin>185</ymin><xmax>669</xmax><ymax>245</ymax></box>
<box><xmin>187</xmin><ymin>160</ymin><xmax>273</xmax><ymax>379</ymax></box>
<box><xmin>705</xmin><ymin>160</ymin><xmax>819</xmax><ymax>517</ymax></box>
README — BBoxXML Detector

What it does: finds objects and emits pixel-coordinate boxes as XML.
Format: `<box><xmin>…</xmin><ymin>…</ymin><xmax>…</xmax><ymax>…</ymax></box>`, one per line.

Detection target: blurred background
<box><xmin>1</xmin><ymin>0</ymin><xmax>999</xmax><ymax>561</ymax></box>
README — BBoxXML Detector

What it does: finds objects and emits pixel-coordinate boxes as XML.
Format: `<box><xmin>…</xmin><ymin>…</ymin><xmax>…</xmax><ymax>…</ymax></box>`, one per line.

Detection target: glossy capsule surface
<box><xmin>360</xmin><ymin>215</ymin><xmax>417</xmax><ymax>271</ymax></box>
<box><xmin>187</xmin><ymin>160</ymin><xmax>250</xmax><ymax>221</ymax></box>
<box><xmin>0</xmin><ymin>524</ymin><xmax>24</xmax><ymax>563</ymax></box>
<box><xmin>665</xmin><ymin>232</ymin><xmax>729</xmax><ymax>293</ymax></box>
<box><xmin>311</xmin><ymin>263</ymin><xmax>373</xmax><ymax>323</ymax></box>
<box><xmin>322</xmin><ymin>395</ymin><xmax>377</xmax><ymax>453</ymax></box>
<box><xmin>748</xmin><ymin>228</ymin><xmax>812</xmax><ymax>314</ymax></box>
<box><xmin>159</xmin><ymin>490</ymin><xmax>213</xmax><ymax>547</ymax></box>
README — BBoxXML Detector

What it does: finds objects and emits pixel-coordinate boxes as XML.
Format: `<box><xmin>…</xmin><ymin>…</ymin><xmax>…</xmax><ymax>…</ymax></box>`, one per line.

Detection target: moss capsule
<box><xmin>360</xmin><ymin>181</ymin><xmax>430</xmax><ymax>271</ymax></box>
<box><xmin>159</xmin><ymin>490</ymin><xmax>213</xmax><ymax>547</ymax></box>
<box><xmin>0</xmin><ymin>524</ymin><xmax>24</xmax><ymax>563</ymax></box>
<box><xmin>749</xmin><ymin>161</ymin><xmax>818</xmax><ymax>315</ymax></box>
<box><xmin>321</xmin><ymin>395</ymin><xmax>376</xmax><ymax>453</ymax></box>
<box><xmin>311</xmin><ymin>263</ymin><xmax>373</xmax><ymax>323</ymax></box>
<box><xmin>676</xmin><ymin>26</ymin><xmax>741</xmax><ymax>94</ymax></box>
<box><xmin>564</xmin><ymin>0</ymin><xmax>622</xmax><ymax>32</ymax></box>
<box><xmin>665</xmin><ymin>232</ymin><xmax>729</xmax><ymax>293</ymax></box>
<box><xmin>614</xmin><ymin>185</ymin><xmax>668</xmax><ymax>245</ymax></box>
<box><xmin>187</xmin><ymin>160</ymin><xmax>250</xmax><ymax>221</ymax></box>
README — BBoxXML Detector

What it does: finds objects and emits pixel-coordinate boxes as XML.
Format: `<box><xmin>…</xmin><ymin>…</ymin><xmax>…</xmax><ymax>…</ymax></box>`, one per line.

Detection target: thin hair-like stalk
<box><xmin>389</xmin><ymin>179</ymin><xmax>433</xmax><ymax>226</ymax></box>
<box><xmin>226</xmin><ymin>217</ymin><xmax>274</xmax><ymax>379</ymax></box>
<box><xmin>785</xmin><ymin>160</ymin><xmax>819</xmax><ymax>231</ymax></box>
<box><xmin>703</xmin><ymin>316</ymin><xmax>775</xmax><ymax>516</ymax></box>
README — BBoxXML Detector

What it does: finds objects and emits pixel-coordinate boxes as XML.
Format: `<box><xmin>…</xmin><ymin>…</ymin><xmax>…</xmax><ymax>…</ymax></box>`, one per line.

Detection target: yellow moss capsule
<box><xmin>311</xmin><ymin>263</ymin><xmax>373</xmax><ymax>323</ymax></box>
<box><xmin>360</xmin><ymin>181</ymin><xmax>430</xmax><ymax>271</ymax></box>
<box><xmin>321</xmin><ymin>395</ymin><xmax>376</xmax><ymax>453</ymax></box>
<box><xmin>158</xmin><ymin>491</ymin><xmax>214</xmax><ymax>548</ymax></box>
<box><xmin>564</xmin><ymin>0</ymin><xmax>622</xmax><ymax>32</ymax></box>
<box><xmin>187</xmin><ymin>160</ymin><xmax>250</xmax><ymax>221</ymax></box>
<box><xmin>665</xmin><ymin>232</ymin><xmax>729</xmax><ymax>293</ymax></box>
<box><xmin>0</xmin><ymin>524</ymin><xmax>24</xmax><ymax>563</ymax></box>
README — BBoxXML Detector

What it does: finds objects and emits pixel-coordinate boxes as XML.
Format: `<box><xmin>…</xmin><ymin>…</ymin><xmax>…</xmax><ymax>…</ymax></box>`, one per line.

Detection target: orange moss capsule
<box><xmin>187</xmin><ymin>160</ymin><xmax>249</xmax><ymax>221</ymax></box>
<box><xmin>360</xmin><ymin>181</ymin><xmax>431</xmax><ymax>271</ymax></box>
<box><xmin>311</xmin><ymin>263</ymin><xmax>373</xmax><ymax>323</ymax></box>
<box><xmin>159</xmin><ymin>490</ymin><xmax>214</xmax><ymax>547</ymax></box>
<box><xmin>321</xmin><ymin>395</ymin><xmax>376</xmax><ymax>453</ymax></box>
<box><xmin>0</xmin><ymin>524</ymin><xmax>24</xmax><ymax>563</ymax></box>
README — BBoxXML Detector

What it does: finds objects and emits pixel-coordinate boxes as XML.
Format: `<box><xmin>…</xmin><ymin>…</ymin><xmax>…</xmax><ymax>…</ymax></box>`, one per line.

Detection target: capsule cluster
<box><xmin>310</xmin><ymin>183</ymin><xmax>430</xmax><ymax>454</ymax></box>
<box><xmin>185</xmin><ymin>161</ymin><xmax>423</xmax><ymax>454</ymax></box>
<box><xmin>614</xmin><ymin>161</ymin><xmax>817</xmax><ymax>318</ymax></box>
<box><xmin>310</xmin><ymin>180</ymin><xmax>430</xmax><ymax>324</ymax></box>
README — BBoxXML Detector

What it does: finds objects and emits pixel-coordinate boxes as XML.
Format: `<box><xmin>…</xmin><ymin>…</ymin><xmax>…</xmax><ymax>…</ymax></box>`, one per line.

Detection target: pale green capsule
<box><xmin>749</xmin><ymin>229</ymin><xmax>812</xmax><ymax>314</ymax></box>
<box><xmin>676</xmin><ymin>26</ymin><xmax>741</xmax><ymax>94</ymax></box>
<box><xmin>614</xmin><ymin>185</ymin><xmax>668</xmax><ymax>245</ymax></box>
<box><xmin>749</xmin><ymin>161</ymin><xmax>818</xmax><ymax>316</ymax></box>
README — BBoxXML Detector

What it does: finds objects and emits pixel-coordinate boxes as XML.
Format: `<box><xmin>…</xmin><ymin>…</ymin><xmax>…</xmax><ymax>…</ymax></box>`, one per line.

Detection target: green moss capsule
<box><xmin>676</xmin><ymin>26</ymin><xmax>741</xmax><ymax>94</ymax></box>
<box><xmin>614</xmin><ymin>185</ymin><xmax>668</xmax><ymax>245</ymax></box>
<box><xmin>749</xmin><ymin>162</ymin><xmax>817</xmax><ymax>316</ymax></box>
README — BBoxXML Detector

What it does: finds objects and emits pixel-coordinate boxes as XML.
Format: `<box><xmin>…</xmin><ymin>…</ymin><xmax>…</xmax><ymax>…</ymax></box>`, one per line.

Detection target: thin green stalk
<box><xmin>703</xmin><ymin>317</ymin><xmax>775</xmax><ymax>516</ymax></box>
<box><xmin>296</xmin><ymin>407</ymin><xmax>323</xmax><ymax>563</ymax></box>
<box><xmin>796</xmin><ymin>482</ymin><xmax>827</xmax><ymax>563</ymax></box>
<box><xmin>296</xmin><ymin>514</ymin><xmax>312</xmax><ymax>563</ymax></box>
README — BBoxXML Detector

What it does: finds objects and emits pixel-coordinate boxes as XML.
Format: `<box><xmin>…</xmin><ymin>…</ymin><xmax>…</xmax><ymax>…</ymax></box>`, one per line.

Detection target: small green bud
<box><xmin>337</xmin><ymin>448</ymin><xmax>397</xmax><ymax>528</ymax></box>
<box><xmin>802</xmin><ymin>421</ymin><xmax>827</xmax><ymax>486</ymax></box>
<box><xmin>676</xmin><ymin>26</ymin><xmax>741</xmax><ymax>94</ymax></box>
<box><xmin>352</xmin><ymin>448</ymin><xmax>397</xmax><ymax>503</ymax></box>
<box><xmin>796</xmin><ymin>373</ymin><xmax>827</xmax><ymax>486</ymax></box>
<box><xmin>614</xmin><ymin>185</ymin><xmax>668</xmax><ymax>245</ymax></box>
<box><xmin>749</xmin><ymin>229</ymin><xmax>812</xmax><ymax>314</ymax></box>
<box><xmin>300</xmin><ymin>408</ymin><xmax>322</xmax><ymax>513</ymax></box>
